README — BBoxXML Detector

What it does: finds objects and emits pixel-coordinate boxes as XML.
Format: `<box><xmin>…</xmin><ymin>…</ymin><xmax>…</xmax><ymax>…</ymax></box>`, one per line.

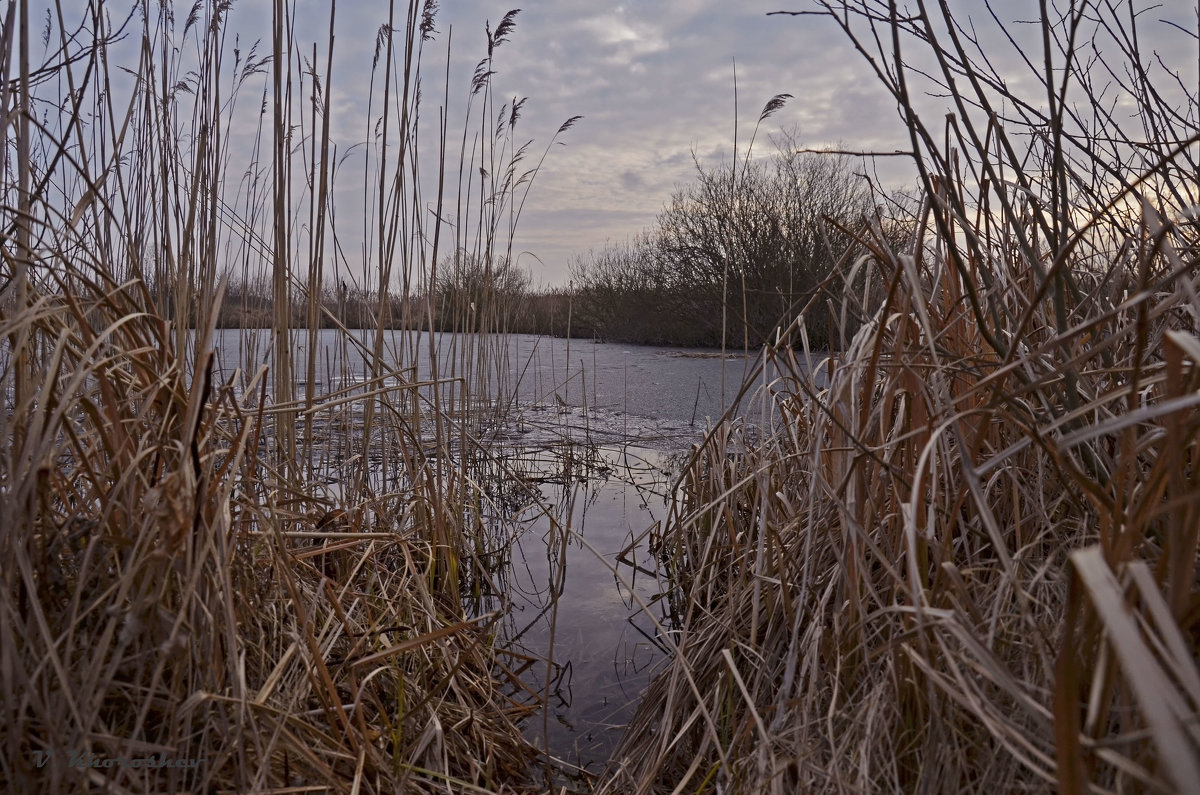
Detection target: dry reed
<box><xmin>0</xmin><ymin>1</ymin><xmax>575</xmax><ymax>792</ymax></box>
<box><xmin>601</xmin><ymin>2</ymin><xmax>1200</xmax><ymax>792</ymax></box>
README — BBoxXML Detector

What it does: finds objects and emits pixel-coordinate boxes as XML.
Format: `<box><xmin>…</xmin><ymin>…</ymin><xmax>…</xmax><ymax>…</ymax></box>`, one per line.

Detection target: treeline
<box><xmin>203</xmin><ymin>259</ymin><xmax>574</xmax><ymax>335</ymax></box>
<box><xmin>207</xmin><ymin>134</ymin><xmax>901</xmax><ymax>350</ymax></box>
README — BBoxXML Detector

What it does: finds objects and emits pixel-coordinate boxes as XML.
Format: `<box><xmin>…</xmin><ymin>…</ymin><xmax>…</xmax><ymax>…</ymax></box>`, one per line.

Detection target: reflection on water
<box><xmin>493</xmin><ymin>444</ymin><xmax>680</xmax><ymax>775</ymax></box>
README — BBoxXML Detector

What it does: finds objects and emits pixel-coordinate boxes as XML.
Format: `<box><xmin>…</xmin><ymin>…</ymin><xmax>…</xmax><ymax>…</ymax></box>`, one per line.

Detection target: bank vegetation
<box><xmin>1</xmin><ymin>2</ymin><xmax>573</xmax><ymax>792</ymax></box>
<box><xmin>599</xmin><ymin>2</ymin><xmax>1200</xmax><ymax>793</ymax></box>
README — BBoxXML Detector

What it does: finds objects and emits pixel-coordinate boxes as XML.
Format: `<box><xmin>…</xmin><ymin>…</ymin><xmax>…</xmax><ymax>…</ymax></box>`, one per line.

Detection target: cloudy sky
<box><xmin>28</xmin><ymin>1</ymin><xmax>1200</xmax><ymax>286</ymax></box>
<box><xmin>385</xmin><ymin>0</ymin><xmax>912</xmax><ymax>284</ymax></box>
<box><xmin>208</xmin><ymin>0</ymin><xmax>911</xmax><ymax>286</ymax></box>
<box><xmin>358</xmin><ymin>0</ymin><xmax>1195</xmax><ymax>285</ymax></box>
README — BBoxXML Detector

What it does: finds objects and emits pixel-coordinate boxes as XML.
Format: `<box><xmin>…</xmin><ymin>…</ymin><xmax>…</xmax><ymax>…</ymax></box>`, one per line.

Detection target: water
<box><xmin>208</xmin><ymin>330</ymin><xmax>758</xmax><ymax>773</ymax></box>
<box><xmin>210</xmin><ymin>329</ymin><xmax>755</xmax><ymax>441</ymax></box>
<box><xmin>497</xmin><ymin>444</ymin><xmax>681</xmax><ymax>774</ymax></box>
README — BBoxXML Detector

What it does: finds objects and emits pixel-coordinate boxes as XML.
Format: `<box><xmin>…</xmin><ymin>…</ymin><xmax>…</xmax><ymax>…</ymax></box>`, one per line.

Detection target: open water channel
<box><xmin>211</xmin><ymin>330</ymin><xmax>758</xmax><ymax>773</ymax></box>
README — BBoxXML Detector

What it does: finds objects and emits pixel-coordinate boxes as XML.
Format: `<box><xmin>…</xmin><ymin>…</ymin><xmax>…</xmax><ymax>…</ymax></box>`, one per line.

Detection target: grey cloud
<box><xmin>620</xmin><ymin>170</ymin><xmax>647</xmax><ymax>192</ymax></box>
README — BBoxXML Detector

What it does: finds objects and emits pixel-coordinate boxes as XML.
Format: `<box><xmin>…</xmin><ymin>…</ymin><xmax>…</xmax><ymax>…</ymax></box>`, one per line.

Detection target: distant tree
<box><xmin>434</xmin><ymin>250</ymin><xmax>530</xmax><ymax>333</ymax></box>
<box><xmin>573</xmin><ymin>131</ymin><xmax>880</xmax><ymax>349</ymax></box>
<box><xmin>570</xmin><ymin>238</ymin><xmax>706</xmax><ymax>345</ymax></box>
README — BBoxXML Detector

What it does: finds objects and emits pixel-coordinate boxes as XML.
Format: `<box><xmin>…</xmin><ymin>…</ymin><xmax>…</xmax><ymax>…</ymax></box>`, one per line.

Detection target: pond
<box><xmin>210</xmin><ymin>330</ymin><xmax>759</xmax><ymax>773</ymax></box>
<box><xmin>495</xmin><ymin>443</ymin><xmax>679</xmax><ymax>774</ymax></box>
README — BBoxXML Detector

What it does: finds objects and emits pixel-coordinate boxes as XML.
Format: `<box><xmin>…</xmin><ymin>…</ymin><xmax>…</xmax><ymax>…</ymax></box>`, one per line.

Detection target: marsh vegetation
<box><xmin>3</xmin><ymin>1</ymin><xmax>1199</xmax><ymax>794</ymax></box>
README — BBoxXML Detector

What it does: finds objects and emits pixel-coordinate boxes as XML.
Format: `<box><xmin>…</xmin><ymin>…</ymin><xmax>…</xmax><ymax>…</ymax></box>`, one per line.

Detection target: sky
<box><xmin>23</xmin><ymin>1</ymin><xmax>1200</xmax><ymax>286</ymax></box>
<box><xmin>366</xmin><ymin>0</ymin><xmax>1197</xmax><ymax>286</ymax></box>
<box><xmin>388</xmin><ymin>0</ymin><xmax>914</xmax><ymax>285</ymax></box>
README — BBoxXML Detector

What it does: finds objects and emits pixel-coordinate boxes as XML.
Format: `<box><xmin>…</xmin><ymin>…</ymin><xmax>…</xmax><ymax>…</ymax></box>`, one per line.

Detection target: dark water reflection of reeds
<box><xmin>494</xmin><ymin>444</ymin><xmax>684</xmax><ymax>775</ymax></box>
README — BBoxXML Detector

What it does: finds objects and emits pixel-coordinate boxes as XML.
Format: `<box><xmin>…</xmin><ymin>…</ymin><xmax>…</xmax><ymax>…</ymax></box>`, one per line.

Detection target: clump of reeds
<box><xmin>0</xmin><ymin>267</ymin><xmax>538</xmax><ymax>792</ymax></box>
<box><xmin>0</xmin><ymin>1</ymin><xmax>575</xmax><ymax>792</ymax></box>
<box><xmin>601</xmin><ymin>3</ymin><xmax>1200</xmax><ymax>793</ymax></box>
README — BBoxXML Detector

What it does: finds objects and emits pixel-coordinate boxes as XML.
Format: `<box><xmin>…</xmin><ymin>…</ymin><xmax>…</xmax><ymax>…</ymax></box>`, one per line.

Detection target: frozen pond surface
<box><xmin>211</xmin><ymin>330</ymin><xmax>759</xmax><ymax>446</ymax></box>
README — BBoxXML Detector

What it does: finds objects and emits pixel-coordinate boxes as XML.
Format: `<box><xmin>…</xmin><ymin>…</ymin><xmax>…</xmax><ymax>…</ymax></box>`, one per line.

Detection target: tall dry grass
<box><xmin>0</xmin><ymin>1</ymin><xmax>577</xmax><ymax>792</ymax></box>
<box><xmin>601</xmin><ymin>2</ymin><xmax>1200</xmax><ymax>793</ymax></box>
